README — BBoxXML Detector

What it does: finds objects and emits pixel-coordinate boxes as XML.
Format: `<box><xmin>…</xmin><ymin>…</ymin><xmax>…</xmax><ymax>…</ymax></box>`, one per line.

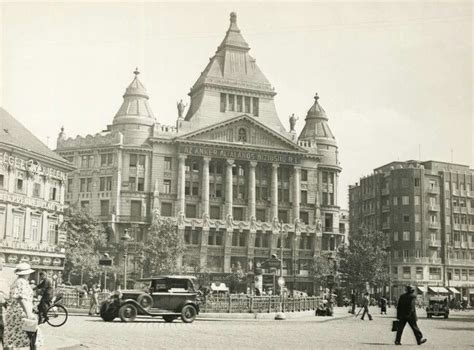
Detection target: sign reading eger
<box><xmin>179</xmin><ymin>145</ymin><xmax>301</xmax><ymax>165</ymax></box>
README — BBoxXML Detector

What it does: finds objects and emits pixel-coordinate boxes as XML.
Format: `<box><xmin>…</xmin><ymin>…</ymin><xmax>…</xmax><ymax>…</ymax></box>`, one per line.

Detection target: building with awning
<box><xmin>428</xmin><ymin>286</ymin><xmax>449</xmax><ymax>294</ymax></box>
<box><xmin>447</xmin><ymin>287</ymin><xmax>461</xmax><ymax>294</ymax></box>
<box><xmin>416</xmin><ymin>286</ymin><xmax>427</xmax><ymax>293</ymax></box>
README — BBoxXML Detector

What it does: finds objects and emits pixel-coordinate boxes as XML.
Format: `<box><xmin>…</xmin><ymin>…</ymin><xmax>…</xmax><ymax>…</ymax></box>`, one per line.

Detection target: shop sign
<box><xmin>0</xmin><ymin>152</ymin><xmax>67</xmax><ymax>181</ymax></box>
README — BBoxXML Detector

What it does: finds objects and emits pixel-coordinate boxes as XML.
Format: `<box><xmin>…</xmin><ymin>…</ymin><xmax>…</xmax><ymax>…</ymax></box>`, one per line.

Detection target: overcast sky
<box><xmin>1</xmin><ymin>1</ymin><xmax>472</xmax><ymax>208</ymax></box>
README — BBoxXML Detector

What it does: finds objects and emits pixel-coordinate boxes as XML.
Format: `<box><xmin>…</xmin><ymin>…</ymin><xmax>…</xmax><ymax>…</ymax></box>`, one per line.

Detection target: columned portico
<box><xmin>271</xmin><ymin>163</ymin><xmax>279</xmax><ymax>220</ymax></box>
<box><xmin>248</xmin><ymin>161</ymin><xmax>257</xmax><ymax>220</ymax></box>
<box><xmin>177</xmin><ymin>154</ymin><xmax>187</xmax><ymax>215</ymax></box>
<box><xmin>293</xmin><ymin>166</ymin><xmax>301</xmax><ymax>221</ymax></box>
<box><xmin>201</xmin><ymin>157</ymin><xmax>211</xmax><ymax>216</ymax></box>
<box><xmin>225</xmin><ymin>159</ymin><xmax>234</xmax><ymax>217</ymax></box>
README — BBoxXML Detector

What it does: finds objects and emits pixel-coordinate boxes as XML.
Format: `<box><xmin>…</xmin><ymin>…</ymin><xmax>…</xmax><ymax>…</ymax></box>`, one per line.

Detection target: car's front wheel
<box><xmin>119</xmin><ymin>304</ymin><xmax>138</xmax><ymax>322</ymax></box>
<box><xmin>100</xmin><ymin>302</ymin><xmax>117</xmax><ymax>322</ymax></box>
<box><xmin>181</xmin><ymin>305</ymin><xmax>197</xmax><ymax>323</ymax></box>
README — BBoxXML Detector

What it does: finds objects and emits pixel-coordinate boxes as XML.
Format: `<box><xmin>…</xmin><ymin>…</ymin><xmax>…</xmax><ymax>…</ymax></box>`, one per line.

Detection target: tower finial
<box><xmin>134</xmin><ymin>67</ymin><xmax>140</xmax><ymax>76</ymax></box>
<box><xmin>314</xmin><ymin>93</ymin><xmax>319</xmax><ymax>102</ymax></box>
<box><xmin>230</xmin><ymin>12</ymin><xmax>237</xmax><ymax>24</ymax></box>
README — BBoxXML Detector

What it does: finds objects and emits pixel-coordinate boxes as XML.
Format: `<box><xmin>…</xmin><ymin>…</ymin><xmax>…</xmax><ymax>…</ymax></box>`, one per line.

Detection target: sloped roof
<box><xmin>188</xmin><ymin>12</ymin><xmax>274</xmax><ymax>95</ymax></box>
<box><xmin>113</xmin><ymin>69</ymin><xmax>155</xmax><ymax>123</ymax></box>
<box><xmin>0</xmin><ymin>107</ymin><xmax>71</xmax><ymax>165</ymax></box>
<box><xmin>299</xmin><ymin>93</ymin><xmax>337</xmax><ymax>146</ymax></box>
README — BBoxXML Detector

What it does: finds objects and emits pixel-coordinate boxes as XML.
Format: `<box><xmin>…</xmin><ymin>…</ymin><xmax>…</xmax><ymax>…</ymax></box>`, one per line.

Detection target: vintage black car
<box><xmin>426</xmin><ymin>296</ymin><xmax>449</xmax><ymax>319</ymax></box>
<box><xmin>100</xmin><ymin>276</ymin><xmax>200</xmax><ymax>323</ymax></box>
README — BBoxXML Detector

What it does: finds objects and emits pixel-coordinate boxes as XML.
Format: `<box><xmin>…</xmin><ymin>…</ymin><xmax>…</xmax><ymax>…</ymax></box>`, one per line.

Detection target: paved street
<box><xmin>41</xmin><ymin>308</ymin><xmax>474</xmax><ymax>350</ymax></box>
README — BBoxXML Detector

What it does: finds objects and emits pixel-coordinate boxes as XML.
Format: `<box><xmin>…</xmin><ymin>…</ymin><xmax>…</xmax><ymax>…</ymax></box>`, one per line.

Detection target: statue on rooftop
<box><xmin>289</xmin><ymin>113</ymin><xmax>299</xmax><ymax>132</ymax></box>
<box><xmin>177</xmin><ymin>99</ymin><xmax>188</xmax><ymax>119</ymax></box>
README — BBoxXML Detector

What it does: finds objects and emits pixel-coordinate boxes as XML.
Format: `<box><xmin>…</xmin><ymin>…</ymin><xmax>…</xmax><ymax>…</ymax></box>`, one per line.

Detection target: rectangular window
<box><xmin>403</xmin><ymin>267</ymin><xmax>411</xmax><ymax>279</ymax></box>
<box><xmin>301</xmin><ymin>170</ymin><xmax>308</xmax><ymax>181</ymax></box>
<box><xmin>130</xmin><ymin>200</ymin><xmax>142</xmax><ymax>217</ymax></box>
<box><xmin>233</xmin><ymin>207</ymin><xmax>244</xmax><ymax>221</ymax></box>
<box><xmin>210</xmin><ymin>206</ymin><xmax>220</xmax><ymax>220</ymax></box>
<box><xmin>415</xmin><ymin>214</ymin><xmax>420</xmax><ymax>223</ymax></box>
<box><xmin>49</xmin><ymin>186</ymin><xmax>57</xmax><ymax>201</ymax></box>
<box><xmin>236</xmin><ymin>95</ymin><xmax>243</xmax><ymax>112</ymax></box>
<box><xmin>429</xmin><ymin>268</ymin><xmax>441</xmax><ymax>280</ymax></box>
<box><xmin>415</xmin><ymin>250</ymin><xmax>421</xmax><ymax>258</ymax></box>
<box><xmin>67</xmin><ymin>179</ymin><xmax>73</xmax><ymax>193</ymax></box>
<box><xmin>414</xmin><ymin>196</ymin><xmax>420</xmax><ymax>205</ymax></box>
<box><xmin>416</xmin><ymin>267</ymin><xmax>423</xmax><ymax>279</ymax></box>
<box><xmin>85</xmin><ymin>178</ymin><xmax>92</xmax><ymax>192</ymax></box>
<box><xmin>163</xmin><ymin>180</ymin><xmax>171</xmax><ymax>194</ymax></box>
<box><xmin>403</xmin><ymin>231</ymin><xmax>410</xmax><ymax>241</ymax></box>
<box><xmin>415</xmin><ymin>231</ymin><xmax>421</xmax><ymax>241</ymax></box>
<box><xmin>129</xmin><ymin>177</ymin><xmax>136</xmax><ymax>191</ymax></box>
<box><xmin>31</xmin><ymin>218</ymin><xmax>39</xmax><ymax>242</ymax></box>
<box><xmin>256</xmin><ymin>209</ymin><xmax>266</xmax><ymax>222</ymax></box>
<box><xmin>402</xmin><ymin>196</ymin><xmax>409</xmax><ymax>205</ymax></box>
<box><xmin>403</xmin><ymin>250</ymin><xmax>409</xmax><ymax>258</ymax></box>
<box><xmin>192</xmin><ymin>182</ymin><xmax>199</xmax><ymax>196</ymax></box>
<box><xmin>0</xmin><ymin>174</ymin><xmax>4</xmax><ymax>188</ymax></box>
<box><xmin>13</xmin><ymin>214</ymin><xmax>23</xmax><ymax>240</ymax></box>
<box><xmin>244</xmin><ymin>96</ymin><xmax>251</xmax><ymax>113</ymax></box>
<box><xmin>100</xmin><ymin>200</ymin><xmax>109</xmax><ymax>216</ymax></box>
<box><xmin>185</xmin><ymin>204</ymin><xmax>197</xmax><ymax>218</ymax></box>
<box><xmin>401</xmin><ymin>178</ymin><xmax>409</xmax><ymax>188</ymax></box>
<box><xmin>33</xmin><ymin>183</ymin><xmax>41</xmax><ymax>198</ymax></box>
<box><xmin>16</xmin><ymin>178</ymin><xmax>24</xmax><ymax>193</ymax></box>
<box><xmin>393</xmin><ymin>197</ymin><xmax>398</xmax><ymax>205</ymax></box>
<box><xmin>161</xmin><ymin>203</ymin><xmax>172</xmax><ymax>217</ymax></box>
<box><xmin>300</xmin><ymin>191</ymin><xmax>308</xmax><ymax>205</ymax></box>
<box><xmin>100</xmin><ymin>153</ymin><xmax>113</xmax><ymax>166</ymax></box>
<box><xmin>100</xmin><ymin>177</ymin><xmax>112</xmax><ymax>191</ymax></box>
<box><xmin>252</xmin><ymin>97</ymin><xmax>259</xmax><ymax>116</ymax></box>
<box><xmin>129</xmin><ymin>154</ymin><xmax>137</xmax><ymax>167</ymax></box>
<box><xmin>394</xmin><ymin>232</ymin><xmax>398</xmax><ymax>241</ymax></box>
<box><xmin>403</xmin><ymin>215</ymin><xmax>410</xmax><ymax>223</ymax></box>
<box><xmin>80</xmin><ymin>178</ymin><xmax>86</xmax><ymax>192</ymax></box>
<box><xmin>48</xmin><ymin>222</ymin><xmax>57</xmax><ymax>245</ymax></box>
<box><xmin>137</xmin><ymin>178</ymin><xmax>145</xmax><ymax>192</ymax></box>
<box><xmin>278</xmin><ymin>210</ymin><xmax>288</xmax><ymax>223</ymax></box>
<box><xmin>300</xmin><ymin>211</ymin><xmax>309</xmax><ymax>225</ymax></box>
<box><xmin>138</xmin><ymin>155</ymin><xmax>146</xmax><ymax>167</ymax></box>
<box><xmin>228</xmin><ymin>94</ymin><xmax>235</xmax><ymax>111</ymax></box>
<box><xmin>164</xmin><ymin>157</ymin><xmax>172</xmax><ymax>170</ymax></box>
<box><xmin>414</xmin><ymin>178</ymin><xmax>420</xmax><ymax>187</ymax></box>
<box><xmin>220</xmin><ymin>93</ymin><xmax>227</xmax><ymax>112</ymax></box>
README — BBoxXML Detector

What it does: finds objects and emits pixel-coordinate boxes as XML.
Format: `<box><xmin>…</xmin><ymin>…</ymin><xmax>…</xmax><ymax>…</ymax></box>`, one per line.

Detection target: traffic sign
<box><xmin>263</xmin><ymin>257</ymin><xmax>281</xmax><ymax>269</ymax></box>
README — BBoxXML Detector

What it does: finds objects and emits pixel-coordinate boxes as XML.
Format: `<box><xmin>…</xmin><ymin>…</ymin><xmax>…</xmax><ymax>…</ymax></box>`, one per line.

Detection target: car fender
<box><xmin>120</xmin><ymin>299</ymin><xmax>150</xmax><ymax>314</ymax></box>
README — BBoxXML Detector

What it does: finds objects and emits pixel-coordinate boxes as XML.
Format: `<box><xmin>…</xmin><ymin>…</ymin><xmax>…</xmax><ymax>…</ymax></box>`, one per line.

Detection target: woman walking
<box><xmin>4</xmin><ymin>263</ymin><xmax>43</xmax><ymax>349</ymax></box>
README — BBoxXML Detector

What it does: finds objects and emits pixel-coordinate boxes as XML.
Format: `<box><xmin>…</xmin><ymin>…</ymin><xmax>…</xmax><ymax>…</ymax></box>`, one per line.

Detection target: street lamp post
<box><xmin>121</xmin><ymin>229</ymin><xmax>132</xmax><ymax>290</ymax></box>
<box><xmin>275</xmin><ymin>220</ymin><xmax>286</xmax><ymax>320</ymax></box>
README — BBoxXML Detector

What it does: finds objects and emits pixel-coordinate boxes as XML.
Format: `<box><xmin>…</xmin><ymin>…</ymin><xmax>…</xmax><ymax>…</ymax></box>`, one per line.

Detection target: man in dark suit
<box><xmin>395</xmin><ymin>285</ymin><xmax>427</xmax><ymax>345</ymax></box>
<box><xmin>37</xmin><ymin>271</ymin><xmax>54</xmax><ymax>324</ymax></box>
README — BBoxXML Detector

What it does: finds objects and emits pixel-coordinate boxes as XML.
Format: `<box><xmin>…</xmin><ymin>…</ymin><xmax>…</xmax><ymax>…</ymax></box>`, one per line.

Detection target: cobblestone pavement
<box><xmin>41</xmin><ymin>307</ymin><xmax>474</xmax><ymax>350</ymax></box>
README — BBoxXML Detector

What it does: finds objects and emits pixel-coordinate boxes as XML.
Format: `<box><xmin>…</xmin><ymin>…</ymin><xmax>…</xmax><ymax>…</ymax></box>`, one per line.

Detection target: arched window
<box><xmin>238</xmin><ymin>128</ymin><xmax>247</xmax><ymax>142</ymax></box>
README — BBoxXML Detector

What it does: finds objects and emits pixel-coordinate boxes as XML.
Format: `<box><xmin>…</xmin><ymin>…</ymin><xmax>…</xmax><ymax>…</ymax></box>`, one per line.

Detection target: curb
<box><xmin>43</xmin><ymin>335</ymin><xmax>83</xmax><ymax>350</ymax></box>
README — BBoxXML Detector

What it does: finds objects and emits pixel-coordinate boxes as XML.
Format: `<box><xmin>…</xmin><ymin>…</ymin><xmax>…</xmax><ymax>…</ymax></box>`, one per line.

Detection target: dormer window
<box><xmin>238</xmin><ymin>128</ymin><xmax>247</xmax><ymax>142</ymax></box>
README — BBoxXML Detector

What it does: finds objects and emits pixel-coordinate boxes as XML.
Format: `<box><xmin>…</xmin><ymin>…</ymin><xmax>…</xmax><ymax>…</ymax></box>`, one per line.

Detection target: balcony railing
<box><xmin>461</xmin><ymin>242</ymin><xmax>468</xmax><ymax>249</ymax></box>
<box><xmin>428</xmin><ymin>222</ymin><xmax>440</xmax><ymax>229</ymax></box>
<box><xmin>382</xmin><ymin>205</ymin><xmax>390</xmax><ymax>212</ymax></box>
<box><xmin>116</xmin><ymin>215</ymin><xmax>151</xmax><ymax>223</ymax></box>
<box><xmin>460</xmin><ymin>207</ymin><xmax>468</xmax><ymax>214</ymax></box>
<box><xmin>452</xmin><ymin>189</ymin><xmax>459</xmax><ymax>196</ymax></box>
<box><xmin>469</xmin><ymin>225</ymin><xmax>474</xmax><ymax>232</ymax></box>
<box><xmin>453</xmin><ymin>223</ymin><xmax>461</xmax><ymax>230</ymax></box>
<box><xmin>428</xmin><ymin>240</ymin><xmax>441</xmax><ymax>248</ymax></box>
<box><xmin>454</xmin><ymin>241</ymin><xmax>461</xmax><ymax>248</ymax></box>
<box><xmin>382</xmin><ymin>222</ymin><xmax>390</xmax><ymax>230</ymax></box>
<box><xmin>461</xmin><ymin>224</ymin><xmax>468</xmax><ymax>231</ymax></box>
<box><xmin>427</xmin><ymin>187</ymin><xmax>440</xmax><ymax>194</ymax></box>
<box><xmin>453</xmin><ymin>207</ymin><xmax>460</xmax><ymax>214</ymax></box>
<box><xmin>428</xmin><ymin>204</ymin><xmax>440</xmax><ymax>212</ymax></box>
<box><xmin>381</xmin><ymin>188</ymin><xmax>390</xmax><ymax>196</ymax></box>
<box><xmin>468</xmin><ymin>208</ymin><xmax>474</xmax><ymax>215</ymax></box>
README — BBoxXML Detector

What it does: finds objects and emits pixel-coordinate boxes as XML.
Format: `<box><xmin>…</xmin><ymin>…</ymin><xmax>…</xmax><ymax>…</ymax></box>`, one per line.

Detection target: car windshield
<box><xmin>133</xmin><ymin>281</ymin><xmax>151</xmax><ymax>290</ymax></box>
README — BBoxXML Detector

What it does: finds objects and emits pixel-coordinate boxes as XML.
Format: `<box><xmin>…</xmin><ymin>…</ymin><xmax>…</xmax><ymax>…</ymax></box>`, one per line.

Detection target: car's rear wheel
<box><xmin>100</xmin><ymin>302</ymin><xmax>117</xmax><ymax>322</ymax></box>
<box><xmin>119</xmin><ymin>304</ymin><xmax>138</xmax><ymax>322</ymax></box>
<box><xmin>137</xmin><ymin>294</ymin><xmax>153</xmax><ymax>311</ymax></box>
<box><xmin>181</xmin><ymin>305</ymin><xmax>197</xmax><ymax>323</ymax></box>
<box><xmin>163</xmin><ymin>315</ymin><xmax>177</xmax><ymax>323</ymax></box>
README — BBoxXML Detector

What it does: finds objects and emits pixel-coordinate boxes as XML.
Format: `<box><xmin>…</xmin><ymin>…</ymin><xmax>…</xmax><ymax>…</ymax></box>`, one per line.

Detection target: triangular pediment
<box><xmin>176</xmin><ymin>115</ymin><xmax>306</xmax><ymax>153</ymax></box>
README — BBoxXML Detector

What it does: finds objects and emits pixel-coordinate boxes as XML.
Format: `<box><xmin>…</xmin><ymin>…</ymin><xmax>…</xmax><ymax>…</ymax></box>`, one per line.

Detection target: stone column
<box><xmin>201</xmin><ymin>157</ymin><xmax>211</xmax><ymax>216</ymax></box>
<box><xmin>293</xmin><ymin>166</ymin><xmax>301</xmax><ymax>222</ymax></box>
<box><xmin>177</xmin><ymin>154</ymin><xmax>187</xmax><ymax>215</ymax></box>
<box><xmin>248</xmin><ymin>161</ymin><xmax>257</xmax><ymax>220</ymax></box>
<box><xmin>271</xmin><ymin>163</ymin><xmax>279</xmax><ymax>220</ymax></box>
<box><xmin>225</xmin><ymin>159</ymin><xmax>234</xmax><ymax>217</ymax></box>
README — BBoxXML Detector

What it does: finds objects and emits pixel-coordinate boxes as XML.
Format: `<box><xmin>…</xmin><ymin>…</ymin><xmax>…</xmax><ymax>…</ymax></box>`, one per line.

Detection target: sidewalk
<box><xmin>42</xmin><ymin>335</ymin><xmax>83</xmax><ymax>350</ymax></box>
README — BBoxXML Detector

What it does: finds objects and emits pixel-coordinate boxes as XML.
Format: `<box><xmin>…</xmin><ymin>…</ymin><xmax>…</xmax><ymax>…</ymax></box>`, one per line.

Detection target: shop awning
<box><xmin>448</xmin><ymin>287</ymin><xmax>461</xmax><ymax>294</ymax></box>
<box><xmin>428</xmin><ymin>286</ymin><xmax>449</xmax><ymax>294</ymax></box>
<box><xmin>417</xmin><ymin>286</ymin><xmax>427</xmax><ymax>293</ymax></box>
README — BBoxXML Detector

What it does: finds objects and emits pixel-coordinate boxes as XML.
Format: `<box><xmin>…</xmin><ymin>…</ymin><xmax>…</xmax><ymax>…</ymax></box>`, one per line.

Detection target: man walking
<box><xmin>37</xmin><ymin>271</ymin><xmax>53</xmax><ymax>324</ymax></box>
<box><xmin>360</xmin><ymin>292</ymin><xmax>373</xmax><ymax>320</ymax></box>
<box><xmin>395</xmin><ymin>285</ymin><xmax>427</xmax><ymax>345</ymax></box>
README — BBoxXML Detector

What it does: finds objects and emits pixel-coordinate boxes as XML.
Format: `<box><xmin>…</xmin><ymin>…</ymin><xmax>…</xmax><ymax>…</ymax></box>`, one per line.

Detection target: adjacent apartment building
<box><xmin>55</xmin><ymin>13</ymin><xmax>343</xmax><ymax>293</ymax></box>
<box><xmin>0</xmin><ymin>108</ymin><xmax>75</xmax><ymax>283</ymax></box>
<box><xmin>349</xmin><ymin>160</ymin><xmax>474</xmax><ymax>304</ymax></box>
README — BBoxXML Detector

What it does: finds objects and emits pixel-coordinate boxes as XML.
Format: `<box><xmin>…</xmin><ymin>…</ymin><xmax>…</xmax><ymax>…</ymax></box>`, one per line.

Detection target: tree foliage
<box><xmin>311</xmin><ymin>254</ymin><xmax>337</xmax><ymax>290</ymax></box>
<box><xmin>337</xmin><ymin>228</ymin><xmax>389</xmax><ymax>291</ymax></box>
<box><xmin>61</xmin><ymin>207</ymin><xmax>107</xmax><ymax>283</ymax></box>
<box><xmin>138</xmin><ymin>215</ymin><xmax>184</xmax><ymax>276</ymax></box>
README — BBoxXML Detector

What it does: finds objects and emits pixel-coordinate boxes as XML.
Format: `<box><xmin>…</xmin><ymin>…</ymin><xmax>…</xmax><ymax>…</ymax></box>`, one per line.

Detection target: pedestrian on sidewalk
<box><xmin>89</xmin><ymin>283</ymin><xmax>101</xmax><ymax>316</ymax></box>
<box><xmin>379</xmin><ymin>295</ymin><xmax>387</xmax><ymax>315</ymax></box>
<box><xmin>395</xmin><ymin>285</ymin><xmax>427</xmax><ymax>346</ymax></box>
<box><xmin>360</xmin><ymin>292</ymin><xmax>372</xmax><ymax>320</ymax></box>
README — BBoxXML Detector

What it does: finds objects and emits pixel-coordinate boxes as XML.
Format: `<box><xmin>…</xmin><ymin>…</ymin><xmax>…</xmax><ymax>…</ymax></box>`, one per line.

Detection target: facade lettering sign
<box><xmin>0</xmin><ymin>192</ymin><xmax>64</xmax><ymax>212</ymax></box>
<box><xmin>0</xmin><ymin>152</ymin><xmax>67</xmax><ymax>181</ymax></box>
<box><xmin>179</xmin><ymin>145</ymin><xmax>301</xmax><ymax>165</ymax></box>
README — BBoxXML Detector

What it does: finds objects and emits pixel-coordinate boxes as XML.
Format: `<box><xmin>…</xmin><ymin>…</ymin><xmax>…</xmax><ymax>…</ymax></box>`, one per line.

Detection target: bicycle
<box><xmin>34</xmin><ymin>293</ymin><xmax>68</xmax><ymax>327</ymax></box>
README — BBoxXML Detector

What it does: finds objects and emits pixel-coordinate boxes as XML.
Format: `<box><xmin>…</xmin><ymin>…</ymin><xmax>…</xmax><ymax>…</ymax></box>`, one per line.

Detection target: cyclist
<box><xmin>36</xmin><ymin>271</ymin><xmax>53</xmax><ymax>324</ymax></box>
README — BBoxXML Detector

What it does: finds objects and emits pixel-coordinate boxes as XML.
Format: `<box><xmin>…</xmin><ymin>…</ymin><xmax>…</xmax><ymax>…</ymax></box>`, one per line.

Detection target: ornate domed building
<box><xmin>56</xmin><ymin>13</ymin><xmax>343</xmax><ymax>293</ymax></box>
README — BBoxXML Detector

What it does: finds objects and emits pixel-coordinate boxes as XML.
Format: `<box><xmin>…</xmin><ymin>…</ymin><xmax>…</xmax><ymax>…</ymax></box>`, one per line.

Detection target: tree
<box><xmin>311</xmin><ymin>254</ymin><xmax>337</xmax><ymax>292</ymax></box>
<box><xmin>61</xmin><ymin>207</ymin><xmax>107</xmax><ymax>284</ymax></box>
<box><xmin>226</xmin><ymin>262</ymin><xmax>245</xmax><ymax>293</ymax></box>
<box><xmin>138</xmin><ymin>214</ymin><xmax>184</xmax><ymax>276</ymax></box>
<box><xmin>337</xmin><ymin>227</ymin><xmax>389</xmax><ymax>292</ymax></box>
